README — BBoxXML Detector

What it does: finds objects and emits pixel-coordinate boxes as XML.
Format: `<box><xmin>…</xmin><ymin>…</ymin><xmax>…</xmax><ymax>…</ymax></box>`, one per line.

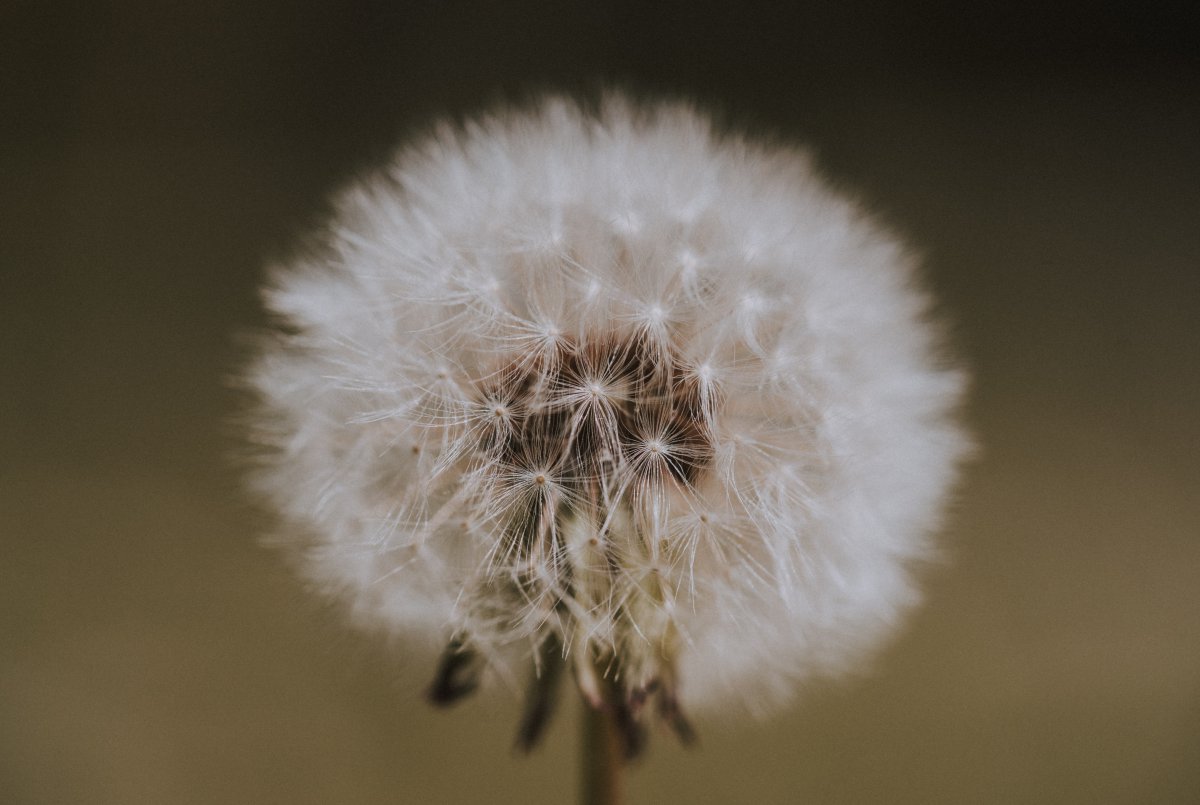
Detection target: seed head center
<box><xmin>477</xmin><ymin>333</ymin><xmax>716</xmax><ymax>487</ymax></box>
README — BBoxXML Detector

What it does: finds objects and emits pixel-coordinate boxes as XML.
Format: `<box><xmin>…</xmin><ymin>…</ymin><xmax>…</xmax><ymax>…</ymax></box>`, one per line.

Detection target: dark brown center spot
<box><xmin>478</xmin><ymin>333</ymin><xmax>715</xmax><ymax>488</ymax></box>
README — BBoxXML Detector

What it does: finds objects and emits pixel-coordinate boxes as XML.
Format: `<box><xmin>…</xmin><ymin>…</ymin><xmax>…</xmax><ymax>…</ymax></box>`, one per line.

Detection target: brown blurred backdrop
<box><xmin>3</xmin><ymin>2</ymin><xmax>1198</xmax><ymax>803</ymax></box>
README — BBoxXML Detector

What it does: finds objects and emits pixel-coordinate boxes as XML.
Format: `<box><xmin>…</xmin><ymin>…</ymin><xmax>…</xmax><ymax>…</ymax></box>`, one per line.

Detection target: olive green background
<box><xmin>3</xmin><ymin>2</ymin><xmax>1198</xmax><ymax>803</ymax></box>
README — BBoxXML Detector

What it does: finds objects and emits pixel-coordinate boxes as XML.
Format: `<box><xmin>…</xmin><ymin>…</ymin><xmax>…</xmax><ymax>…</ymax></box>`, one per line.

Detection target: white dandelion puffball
<box><xmin>247</xmin><ymin>95</ymin><xmax>968</xmax><ymax>742</ymax></box>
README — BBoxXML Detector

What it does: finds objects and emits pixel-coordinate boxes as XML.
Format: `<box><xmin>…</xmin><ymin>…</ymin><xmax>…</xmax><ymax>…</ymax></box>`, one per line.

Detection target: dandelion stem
<box><xmin>581</xmin><ymin>695</ymin><xmax>623</xmax><ymax>805</ymax></box>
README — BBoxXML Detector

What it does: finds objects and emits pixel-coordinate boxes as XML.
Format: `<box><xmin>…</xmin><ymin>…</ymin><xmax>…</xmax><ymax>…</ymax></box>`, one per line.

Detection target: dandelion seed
<box><xmin>244</xmin><ymin>95</ymin><xmax>970</xmax><ymax>764</ymax></box>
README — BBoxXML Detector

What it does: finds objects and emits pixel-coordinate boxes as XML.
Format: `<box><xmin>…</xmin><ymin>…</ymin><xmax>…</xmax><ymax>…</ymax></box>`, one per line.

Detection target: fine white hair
<box><xmin>246</xmin><ymin>94</ymin><xmax>969</xmax><ymax>718</ymax></box>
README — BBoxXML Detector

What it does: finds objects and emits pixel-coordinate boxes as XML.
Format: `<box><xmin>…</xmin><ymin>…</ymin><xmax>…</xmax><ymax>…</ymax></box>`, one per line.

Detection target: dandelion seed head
<box><xmin>245</xmin><ymin>94</ymin><xmax>970</xmax><ymax>729</ymax></box>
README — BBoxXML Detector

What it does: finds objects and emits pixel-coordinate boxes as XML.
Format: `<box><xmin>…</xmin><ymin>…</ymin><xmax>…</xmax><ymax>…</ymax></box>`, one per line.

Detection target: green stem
<box><xmin>581</xmin><ymin>698</ymin><xmax>623</xmax><ymax>805</ymax></box>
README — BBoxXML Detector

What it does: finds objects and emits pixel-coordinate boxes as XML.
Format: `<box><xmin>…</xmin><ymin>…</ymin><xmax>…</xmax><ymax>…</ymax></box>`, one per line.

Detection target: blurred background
<box><xmin>3</xmin><ymin>2</ymin><xmax>1198</xmax><ymax>802</ymax></box>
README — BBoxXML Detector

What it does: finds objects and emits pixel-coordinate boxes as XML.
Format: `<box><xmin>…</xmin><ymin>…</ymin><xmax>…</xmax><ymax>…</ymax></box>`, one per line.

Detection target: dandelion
<box><xmin>245</xmin><ymin>95</ymin><xmax>969</xmax><ymax>799</ymax></box>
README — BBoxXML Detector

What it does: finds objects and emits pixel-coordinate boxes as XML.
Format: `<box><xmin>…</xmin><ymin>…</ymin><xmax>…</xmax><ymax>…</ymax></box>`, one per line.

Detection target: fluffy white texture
<box><xmin>247</xmin><ymin>96</ymin><xmax>968</xmax><ymax>715</ymax></box>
